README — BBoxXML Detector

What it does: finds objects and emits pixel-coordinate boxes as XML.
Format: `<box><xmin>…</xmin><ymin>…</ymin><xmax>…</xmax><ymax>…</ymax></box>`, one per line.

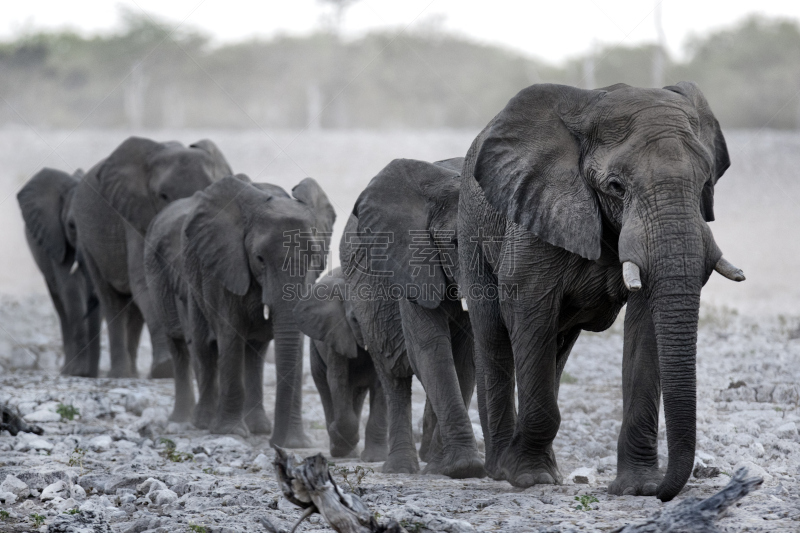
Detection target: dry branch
<box><xmin>613</xmin><ymin>468</ymin><xmax>763</xmax><ymax>532</ymax></box>
<box><xmin>272</xmin><ymin>446</ymin><xmax>407</xmax><ymax>533</ymax></box>
<box><xmin>0</xmin><ymin>404</ymin><xmax>43</xmax><ymax>436</ymax></box>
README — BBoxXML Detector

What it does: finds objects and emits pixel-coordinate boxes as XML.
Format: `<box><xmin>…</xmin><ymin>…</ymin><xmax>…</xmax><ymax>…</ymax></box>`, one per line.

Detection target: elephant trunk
<box><xmin>620</xmin><ymin>198</ymin><xmax>716</xmax><ymax>502</ymax></box>
<box><xmin>270</xmin><ymin>308</ymin><xmax>306</xmax><ymax>447</ymax></box>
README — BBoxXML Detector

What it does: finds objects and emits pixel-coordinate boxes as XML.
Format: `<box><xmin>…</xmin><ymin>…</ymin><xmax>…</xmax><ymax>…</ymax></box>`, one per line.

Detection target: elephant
<box><xmin>174</xmin><ymin>175</ymin><xmax>335</xmax><ymax>444</ymax></box>
<box><xmin>293</xmin><ymin>267</ymin><xmax>388</xmax><ymax>461</ymax></box>
<box><xmin>340</xmin><ymin>157</ymin><xmax>484</xmax><ymax>478</ymax></box>
<box><xmin>17</xmin><ymin>168</ymin><xmax>101</xmax><ymax>376</ymax></box>
<box><xmin>457</xmin><ymin>82</ymin><xmax>745</xmax><ymax>501</ymax></box>
<box><xmin>72</xmin><ymin>137</ymin><xmax>231</xmax><ymax>378</ymax></box>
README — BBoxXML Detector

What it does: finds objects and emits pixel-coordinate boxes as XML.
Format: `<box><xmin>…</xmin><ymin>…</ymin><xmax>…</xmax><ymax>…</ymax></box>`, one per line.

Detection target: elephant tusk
<box><xmin>364</xmin><ymin>344</ymin><xmax>368</xmax><ymax>351</ymax></box>
<box><xmin>69</xmin><ymin>261</ymin><xmax>79</xmax><ymax>275</ymax></box>
<box><xmin>622</xmin><ymin>261</ymin><xmax>642</xmax><ymax>292</ymax></box>
<box><xmin>461</xmin><ymin>298</ymin><xmax>469</xmax><ymax>311</ymax></box>
<box><xmin>263</xmin><ymin>304</ymin><xmax>270</xmax><ymax>320</ymax></box>
<box><xmin>714</xmin><ymin>257</ymin><xmax>746</xmax><ymax>282</ymax></box>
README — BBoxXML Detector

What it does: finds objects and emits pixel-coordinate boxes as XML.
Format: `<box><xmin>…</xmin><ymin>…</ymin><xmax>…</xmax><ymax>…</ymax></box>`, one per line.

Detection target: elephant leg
<box><xmin>168</xmin><ymin>336</ymin><xmax>195</xmax><ymax>423</ymax></box>
<box><xmin>609</xmin><ymin>291</ymin><xmax>663</xmax><ymax>496</ymax></box>
<box><xmin>146</xmin><ymin>320</ymin><xmax>174</xmax><ymax>379</ymax></box>
<box><xmin>379</xmin><ymin>370</ymin><xmax>419</xmax><ymax>474</ymax></box>
<box><xmin>361</xmin><ymin>376</ymin><xmax>388</xmax><ymax>462</ymax></box>
<box><xmin>497</xmin><ymin>303</ymin><xmax>562</xmax><ymax>488</ymax></box>
<box><xmin>212</xmin><ymin>328</ymin><xmax>249</xmax><ymax>437</ymax></box>
<box><xmin>418</xmin><ymin>398</ymin><xmax>437</xmax><ymax>462</ymax></box>
<box><xmin>310</xmin><ymin>342</ymin><xmax>334</xmax><ymax>431</ymax></box>
<box><xmin>103</xmin><ymin>291</ymin><xmax>137</xmax><ymax>378</ymax></box>
<box><xmin>400</xmin><ymin>300</ymin><xmax>483</xmax><ymax>479</ymax></box>
<box><xmin>327</xmin><ymin>349</ymin><xmax>361</xmax><ymax>457</ymax></box>
<box><xmin>466</xmin><ymin>284</ymin><xmax>515</xmax><ymax>480</ymax></box>
<box><xmin>243</xmin><ymin>339</ymin><xmax>272</xmax><ymax>435</ymax></box>
<box><xmin>125</xmin><ymin>303</ymin><xmax>144</xmax><ymax>376</ymax></box>
<box><xmin>189</xmin><ymin>299</ymin><xmax>217</xmax><ymax>429</ymax></box>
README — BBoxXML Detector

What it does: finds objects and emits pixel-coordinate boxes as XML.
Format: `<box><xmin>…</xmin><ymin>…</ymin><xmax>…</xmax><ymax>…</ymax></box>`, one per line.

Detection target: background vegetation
<box><xmin>0</xmin><ymin>10</ymin><xmax>798</xmax><ymax>130</ymax></box>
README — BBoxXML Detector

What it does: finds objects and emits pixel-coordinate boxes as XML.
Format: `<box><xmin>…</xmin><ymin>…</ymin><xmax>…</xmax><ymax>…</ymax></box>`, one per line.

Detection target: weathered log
<box><xmin>613</xmin><ymin>468</ymin><xmax>763</xmax><ymax>533</ymax></box>
<box><xmin>272</xmin><ymin>446</ymin><xmax>407</xmax><ymax>533</ymax></box>
<box><xmin>0</xmin><ymin>404</ymin><xmax>43</xmax><ymax>436</ymax></box>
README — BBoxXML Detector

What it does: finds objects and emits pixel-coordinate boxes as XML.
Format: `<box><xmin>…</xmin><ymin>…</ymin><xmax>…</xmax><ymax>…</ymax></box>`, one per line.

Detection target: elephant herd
<box><xmin>18</xmin><ymin>81</ymin><xmax>746</xmax><ymax>502</ymax></box>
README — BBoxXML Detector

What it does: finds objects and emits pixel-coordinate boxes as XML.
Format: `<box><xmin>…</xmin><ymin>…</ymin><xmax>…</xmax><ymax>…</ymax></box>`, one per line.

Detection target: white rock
<box><xmin>137</xmin><ymin>477</ymin><xmax>167</xmax><ymax>495</ymax></box>
<box><xmin>24</xmin><ymin>409</ymin><xmax>62</xmax><ymax>423</ymax></box>
<box><xmin>568</xmin><ymin>467</ymin><xmax>596</xmax><ymax>484</ymax></box>
<box><xmin>125</xmin><ymin>392</ymin><xmax>151</xmax><ymax>416</ymax></box>
<box><xmin>0</xmin><ymin>491</ymin><xmax>17</xmax><ymax>504</ymax></box>
<box><xmin>149</xmin><ymin>488</ymin><xmax>178</xmax><ymax>506</ymax></box>
<box><xmin>775</xmin><ymin>422</ymin><xmax>798</xmax><ymax>439</ymax></box>
<box><xmin>70</xmin><ymin>484</ymin><xmax>86</xmax><ymax>501</ymax></box>
<box><xmin>55</xmin><ymin>497</ymin><xmax>78</xmax><ymax>512</ymax></box>
<box><xmin>87</xmin><ymin>435</ymin><xmax>113</xmax><ymax>452</ymax></box>
<box><xmin>40</xmin><ymin>480</ymin><xmax>69</xmax><ymax>501</ymax></box>
<box><xmin>25</xmin><ymin>438</ymin><xmax>54</xmax><ymax>451</ymax></box>
<box><xmin>0</xmin><ymin>474</ymin><xmax>30</xmax><ymax>498</ymax></box>
<box><xmin>252</xmin><ymin>453</ymin><xmax>270</xmax><ymax>471</ymax></box>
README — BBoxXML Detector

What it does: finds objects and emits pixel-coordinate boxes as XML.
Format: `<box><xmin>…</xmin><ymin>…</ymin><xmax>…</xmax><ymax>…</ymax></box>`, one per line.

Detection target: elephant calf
<box><xmin>293</xmin><ymin>267</ymin><xmax>388</xmax><ymax>461</ymax></box>
<box><xmin>341</xmin><ymin>157</ymin><xmax>484</xmax><ymax>479</ymax></box>
<box><xmin>147</xmin><ymin>174</ymin><xmax>335</xmax><ymax>445</ymax></box>
<box><xmin>18</xmin><ymin>168</ymin><xmax>101</xmax><ymax>377</ymax></box>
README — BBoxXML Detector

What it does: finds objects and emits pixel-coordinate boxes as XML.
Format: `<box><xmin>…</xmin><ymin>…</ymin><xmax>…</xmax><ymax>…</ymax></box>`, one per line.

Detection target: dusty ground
<box><xmin>0</xmin><ymin>295</ymin><xmax>798</xmax><ymax>532</ymax></box>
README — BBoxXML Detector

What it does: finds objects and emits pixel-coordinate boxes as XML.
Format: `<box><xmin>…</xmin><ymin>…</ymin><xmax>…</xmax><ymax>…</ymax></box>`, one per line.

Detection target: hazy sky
<box><xmin>4</xmin><ymin>1</ymin><xmax>800</xmax><ymax>63</ymax></box>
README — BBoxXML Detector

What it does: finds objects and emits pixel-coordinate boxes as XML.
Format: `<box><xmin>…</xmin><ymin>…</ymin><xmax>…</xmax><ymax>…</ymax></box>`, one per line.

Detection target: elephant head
<box><xmin>294</xmin><ymin>267</ymin><xmax>361</xmax><ymax>360</ymax></box>
<box><xmin>17</xmin><ymin>168</ymin><xmax>100</xmax><ymax>376</ymax></box>
<box><xmin>469</xmin><ymin>82</ymin><xmax>742</xmax><ymax>501</ymax></box>
<box><xmin>183</xmin><ymin>174</ymin><xmax>335</xmax><ymax>444</ymax></box>
<box><xmin>98</xmin><ymin>137</ymin><xmax>232</xmax><ymax>233</ymax></box>
<box><xmin>351</xmin><ymin>157</ymin><xmax>464</xmax><ymax>309</ymax></box>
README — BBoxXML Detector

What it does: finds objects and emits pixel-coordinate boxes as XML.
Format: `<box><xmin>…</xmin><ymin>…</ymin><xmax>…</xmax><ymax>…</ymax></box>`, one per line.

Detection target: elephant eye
<box><xmin>607</xmin><ymin>177</ymin><xmax>626</xmax><ymax>198</ymax></box>
<box><xmin>159</xmin><ymin>193</ymin><xmax>169</xmax><ymax>202</ymax></box>
<box><xmin>256</xmin><ymin>255</ymin><xmax>265</xmax><ymax>264</ymax></box>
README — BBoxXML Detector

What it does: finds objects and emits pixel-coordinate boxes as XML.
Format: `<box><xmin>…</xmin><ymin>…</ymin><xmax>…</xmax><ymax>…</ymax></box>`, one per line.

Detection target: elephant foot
<box><xmin>272</xmin><ymin>430</ymin><xmax>312</xmax><ymax>449</ymax></box>
<box><xmin>382</xmin><ymin>451</ymin><xmax>419</xmax><ymax>474</ymax></box>
<box><xmin>212</xmin><ymin>416</ymin><xmax>250</xmax><ymax>438</ymax></box>
<box><xmin>191</xmin><ymin>405</ymin><xmax>215</xmax><ymax>430</ymax></box>
<box><xmin>498</xmin><ymin>444</ymin><xmax>561</xmax><ymax>488</ymax></box>
<box><xmin>608</xmin><ymin>466</ymin><xmax>663</xmax><ymax>496</ymax></box>
<box><xmin>328</xmin><ymin>420</ymin><xmax>359</xmax><ymax>457</ymax></box>
<box><xmin>423</xmin><ymin>447</ymin><xmax>486</xmax><ymax>479</ymax></box>
<box><xmin>361</xmin><ymin>443</ymin><xmax>388</xmax><ymax>463</ymax></box>
<box><xmin>244</xmin><ymin>408</ymin><xmax>272</xmax><ymax>435</ymax></box>
<box><xmin>149</xmin><ymin>358</ymin><xmax>174</xmax><ymax>379</ymax></box>
<box><xmin>108</xmin><ymin>367</ymin><xmax>136</xmax><ymax>379</ymax></box>
<box><xmin>61</xmin><ymin>362</ymin><xmax>97</xmax><ymax>378</ymax></box>
<box><xmin>169</xmin><ymin>403</ymin><xmax>195</xmax><ymax>423</ymax></box>
<box><xmin>330</xmin><ymin>440</ymin><xmax>358</xmax><ymax>458</ymax></box>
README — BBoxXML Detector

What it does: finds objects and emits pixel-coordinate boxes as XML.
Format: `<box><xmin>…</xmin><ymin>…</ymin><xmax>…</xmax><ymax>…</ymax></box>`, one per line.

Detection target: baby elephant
<box><xmin>293</xmin><ymin>267</ymin><xmax>388</xmax><ymax>461</ymax></box>
<box><xmin>18</xmin><ymin>168</ymin><xmax>101</xmax><ymax>376</ymax></box>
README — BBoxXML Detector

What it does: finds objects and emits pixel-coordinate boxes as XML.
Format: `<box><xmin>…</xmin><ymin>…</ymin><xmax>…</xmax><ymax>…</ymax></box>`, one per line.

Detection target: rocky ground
<box><xmin>0</xmin><ymin>295</ymin><xmax>799</xmax><ymax>532</ymax></box>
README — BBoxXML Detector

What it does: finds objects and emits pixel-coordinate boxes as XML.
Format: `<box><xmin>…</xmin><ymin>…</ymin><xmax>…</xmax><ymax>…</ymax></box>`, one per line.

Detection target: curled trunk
<box><xmin>271</xmin><ymin>312</ymin><xmax>306</xmax><ymax>447</ymax></box>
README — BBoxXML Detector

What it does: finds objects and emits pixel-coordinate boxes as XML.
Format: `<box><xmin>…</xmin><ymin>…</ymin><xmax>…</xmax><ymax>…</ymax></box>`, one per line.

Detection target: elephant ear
<box><xmin>292</xmin><ymin>177</ymin><xmax>336</xmax><ymax>236</ymax></box>
<box><xmin>664</xmin><ymin>81</ymin><xmax>730</xmax><ymax>222</ymax></box>
<box><xmin>293</xmin><ymin>269</ymin><xmax>359</xmax><ymax>359</ymax></box>
<box><xmin>183</xmin><ymin>176</ymin><xmax>252</xmax><ymax>296</ymax></box>
<box><xmin>189</xmin><ymin>139</ymin><xmax>234</xmax><ymax>178</ymax></box>
<box><xmin>97</xmin><ymin>137</ymin><xmax>165</xmax><ymax>232</ymax></box>
<box><xmin>17</xmin><ymin>168</ymin><xmax>78</xmax><ymax>263</ymax></box>
<box><xmin>352</xmin><ymin>158</ymin><xmax>460</xmax><ymax>309</ymax></box>
<box><xmin>471</xmin><ymin>84</ymin><xmax>605</xmax><ymax>260</ymax></box>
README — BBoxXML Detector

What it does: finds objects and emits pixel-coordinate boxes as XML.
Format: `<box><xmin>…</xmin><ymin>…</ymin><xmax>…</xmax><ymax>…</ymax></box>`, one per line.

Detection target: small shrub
<box><xmin>56</xmin><ymin>403</ymin><xmax>80</xmax><ymax>421</ymax></box>
<box><xmin>399</xmin><ymin>519</ymin><xmax>425</xmax><ymax>533</ymax></box>
<box><xmin>332</xmin><ymin>464</ymin><xmax>373</xmax><ymax>492</ymax></box>
<box><xmin>574</xmin><ymin>494</ymin><xmax>599</xmax><ymax>511</ymax></box>
<box><xmin>188</xmin><ymin>524</ymin><xmax>207</xmax><ymax>533</ymax></box>
<box><xmin>159</xmin><ymin>437</ymin><xmax>193</xmax><ymax>463</ymax></box>
<box><xmin>0</xmin><ymin>509</ymin><xmax>9</xmax><ymax>520</ymax></box>
<box><xmin>68</xmin><ymin>446</ymin><xmax>87</xmax><ymax>473</ymax></box>
<box><xmin>64</xmin><ymin>508</ymin><xmax>80</xmax><ymax>515</ymax></box>
<box><xmin>30</xmin><ymin>513</ymin><xmax>46</xmax><ymax>526</ymax></box>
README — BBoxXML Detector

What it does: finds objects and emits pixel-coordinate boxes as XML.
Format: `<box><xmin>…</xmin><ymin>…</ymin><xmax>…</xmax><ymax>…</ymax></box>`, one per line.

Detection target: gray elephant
<box><xmin>293</xmin><ymin>267</ymin><xmax>388</xmax><ymax>461</ymax></box>
<box><xmin>172</xmin><ymin>175</ymin><xmax>335</xmax><ymax>444</ymax></box>
<box><xmin>18</xmin><ymin>168</ymin><xmax>101</xmax><ymax>376</ymax></box>
<box><xmin>341</xmin><ymin>157</ymin><xmax>484</xmax><ymax>478</ymax></box>
<box><xmin>458</xmin><ymin>82</ymin><xmax>744</xmax><ymax>501</ymax></box>
<box><xmin>72</xmin><ymin>137</ymin><xmax>231</xmax><ymax>378</ymax></box>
